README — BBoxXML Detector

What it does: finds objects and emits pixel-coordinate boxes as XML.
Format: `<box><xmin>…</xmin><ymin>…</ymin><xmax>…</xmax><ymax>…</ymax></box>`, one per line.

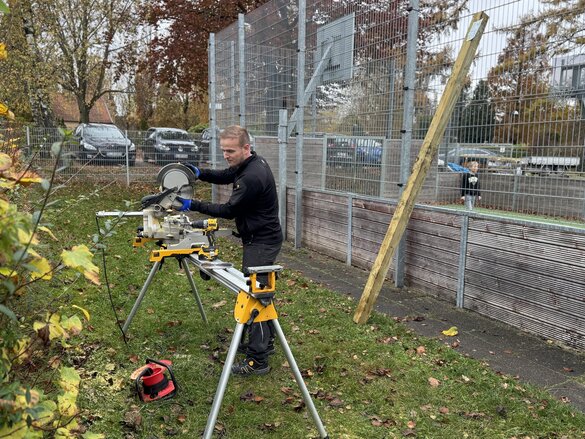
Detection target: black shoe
<box><xmin>231</xmin><ymin>358</ymin><xmax>271</xmax><ymax>376</ymax></box>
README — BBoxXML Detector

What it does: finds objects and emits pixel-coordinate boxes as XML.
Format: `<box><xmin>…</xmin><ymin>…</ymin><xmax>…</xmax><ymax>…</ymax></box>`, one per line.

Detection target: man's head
<box><xmin>219</xmin><ymin>125</ymin><xmax>251</xmax><ymax>168</ymax></box>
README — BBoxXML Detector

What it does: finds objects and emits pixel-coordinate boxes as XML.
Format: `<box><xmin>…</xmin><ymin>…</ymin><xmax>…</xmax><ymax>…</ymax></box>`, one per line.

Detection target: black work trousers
<box><xmin>241</xmin><ymin>240</ymin><xmax>282</xmax><ymax>364</ymax></box>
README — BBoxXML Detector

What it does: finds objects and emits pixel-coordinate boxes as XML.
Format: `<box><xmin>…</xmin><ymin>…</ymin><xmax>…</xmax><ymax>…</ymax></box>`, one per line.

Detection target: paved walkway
<box><xmin>278</xmin><ymin>244</ymin><xmax>585</xmax><ymax>413</ymax></box>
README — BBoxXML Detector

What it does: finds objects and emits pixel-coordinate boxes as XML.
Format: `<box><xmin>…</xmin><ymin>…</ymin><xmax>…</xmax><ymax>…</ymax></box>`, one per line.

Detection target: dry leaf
<box><xmin>212</xmin><ymin>300</ymin><xmax>227</xmax><ymax>309</ymax></box>
<box><xmin>428</xmin><ymin>377</ymin><xmax>440</xmax><ymax>387</ymax></box>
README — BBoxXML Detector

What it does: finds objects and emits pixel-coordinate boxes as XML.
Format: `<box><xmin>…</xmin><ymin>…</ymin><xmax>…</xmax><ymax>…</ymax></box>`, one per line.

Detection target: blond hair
<box><xmin>219</xmin><ymin>125</ymin><xmax>250</xmax><ymax>148</ymax></box>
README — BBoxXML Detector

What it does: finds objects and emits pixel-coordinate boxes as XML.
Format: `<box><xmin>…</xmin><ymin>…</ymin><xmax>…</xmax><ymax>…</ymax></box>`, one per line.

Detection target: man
<box><xmin>175</xmin><ymin>125</ymin><xmax>283</xmax><ymax>376</ymax></box>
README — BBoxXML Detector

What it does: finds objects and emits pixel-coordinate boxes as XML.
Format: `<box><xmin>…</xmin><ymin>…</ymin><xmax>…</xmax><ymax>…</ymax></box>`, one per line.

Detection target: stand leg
<box><xmin>180</xmin><ymin>258</ymin><xmax>208</xmax><ymax>324</ymax></box>
<box><xmin>273</xmin><ymin>319</ymin><xmax>329</xmax><ymax>438</ymax></box>
<box><xmin>122</xmin><ymin>260</ymin><xmax>161</xmax><ymax>334</ymax></box>
<box><xmin>203</xmin><ymin>323</ymin><xmax>245</xmax><ymax>439</ymax></box>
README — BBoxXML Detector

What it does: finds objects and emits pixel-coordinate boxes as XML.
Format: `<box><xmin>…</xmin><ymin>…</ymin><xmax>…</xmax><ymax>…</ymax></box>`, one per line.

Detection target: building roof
<box><xmin>52</xmin><ymin>93</ymin><xmax>113</xmax><ymax>125</ymax></box>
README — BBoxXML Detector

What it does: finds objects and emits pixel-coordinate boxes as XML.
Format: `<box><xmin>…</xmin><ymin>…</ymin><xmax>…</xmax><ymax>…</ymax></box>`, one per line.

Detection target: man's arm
<box><xmin>199</xmin><ymin>167</ymin><xmax>237</xmax><ymax>185</ymax></box>
<box><xmin>189</xmin><ymin>174</ymin><xmax>262</xmax><ymax>219</ymax></box>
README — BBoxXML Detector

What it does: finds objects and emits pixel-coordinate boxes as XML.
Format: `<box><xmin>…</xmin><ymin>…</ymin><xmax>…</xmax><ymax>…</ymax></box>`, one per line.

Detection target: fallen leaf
<box><xmin>442</xmin><ymin>326</ymin><xmax>458</xmax><ymax>336</ymax></box>
<box><xmin>439</xmin><ymin>406</ymin><xmax>449</xmax><ymax>414</ymax></box>
<box><xmin>428</xmin><ymin>377</ymin><xmax>440</xmax><ymax>387</ymax></box>
<box><xmin>416</xmin><ymin>346</ymin><xmax>426</xmax><ymax>355</ymax></box>
<box><xmin>212</xmin><ymin>300</ymin><xmax>227</xmax><ymax>309</ymax></box>
<box><xmin>329</xmin><ymin>398</ymin><xmax>344</xmax><ymax>407</ymax></box>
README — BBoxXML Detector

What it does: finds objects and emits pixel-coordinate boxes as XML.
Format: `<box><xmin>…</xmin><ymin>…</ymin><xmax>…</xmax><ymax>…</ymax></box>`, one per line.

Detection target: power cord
<box><xmin>95</xmin><ymin>215</ymin><xmax>129</xmax><ymax>345</ymax></box>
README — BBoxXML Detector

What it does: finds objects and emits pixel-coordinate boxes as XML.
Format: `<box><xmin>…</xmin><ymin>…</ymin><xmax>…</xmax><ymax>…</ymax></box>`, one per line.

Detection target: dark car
<box><xmin>74</xmin><ymin>123</ymin><xmax>136</xmax><ymax>166</ymax></box>
<box><xmin>326</xmin><ymin>137</ymin><xmax>355</xmax><ymax>167</ymax></box>
<box><xmin>326</xmin><ymin>137</ymin><xmax>383</xmax><ymax>167</ymax></box>
<box><xmin>354</xmin><ymin>139</ymin><xmax>382</xmax><ymax>165</ymax></box>
<box><xmin>143</xmin><ymin>127</ymin><xmax>200</xmax><ymax>165</ymax></box>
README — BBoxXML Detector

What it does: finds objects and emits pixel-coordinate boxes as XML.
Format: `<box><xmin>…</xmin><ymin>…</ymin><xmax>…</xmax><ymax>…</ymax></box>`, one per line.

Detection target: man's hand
<box><xmin>174</xmin><ymin>196</ymin><xmax>192</xmax><ymax>211</ymax></box>
<box><xmin>184</xmin><ymin>163</ymin><xmax>200</xmax><ymax>178</ymax></box>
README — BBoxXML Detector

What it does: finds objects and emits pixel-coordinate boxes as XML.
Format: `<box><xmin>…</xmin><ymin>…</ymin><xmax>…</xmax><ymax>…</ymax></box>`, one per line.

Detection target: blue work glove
<box><xmin>184</xmin><ymin>163</ymin><xmax>200</xmax><ymax>178</ymax></box>
<box><xmin>175</xmin><ymin>196</ymin><xmax>192</xmax><ymax>211</ymax></box>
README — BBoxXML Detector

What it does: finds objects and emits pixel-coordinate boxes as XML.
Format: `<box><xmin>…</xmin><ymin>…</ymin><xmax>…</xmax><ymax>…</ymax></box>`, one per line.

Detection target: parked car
<box><xmin>438</xmin><ymin>147</ymin><xmax>503</xmax><ymax>168</ymax></box>
<box><xmin>143</xmin><ymin>127</ymin><xmax>200</xmax><ymax>165</ymax></box>
<box><xmin>354</xmin><ymin>139</ymin><xmax>382</xmax><ymax>165</ymax></box>
<box><xmin>74</xmin><ymin>123</ymin><xmax>136</xmax><ymax>166</ymax></box>
<box><xmin>327</xmin><ymin>137</ymin><xmax>383</xmax><ymax>166</ymax></box>
<box><xmin>326</xmin><ymin>137</ymin><xmax>354</xmax><ymax>167</ymax></box>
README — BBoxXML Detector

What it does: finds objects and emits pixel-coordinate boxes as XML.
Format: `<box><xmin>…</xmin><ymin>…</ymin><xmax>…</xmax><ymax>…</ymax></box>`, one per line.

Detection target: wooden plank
<box><xmin>465</xmin><ymin>272</ymin><xmax>585</xmax><ymax>319</ymax></box>
<box><xmin>406</xmin><ymin>276</ymin><xmax>456</xmax><ymax>303</ymax></box>
<box><xmin>467</xmin><ymin>229</ymin><xmax>585</xmax><ymax>266</ymax></box>
<box><xmin>406</xmin><ymin>243</ymin><xmax>460</xmax><ymax>268</ymax></box>
<box><xmin>466</xmin><ymin>245</ymin><xmax>585</xmax><ymax>294</ymax></box>
<box><xmin>464</xmin><ymin>297</ymin><xmax>585</xmax><ymax>350</ymax></box>
<box><xmin>468</xmin><ymin>219</ymin><xmax>585</xmax><ymax>251</ymax></box>
<box><xmin>405</xmin><ymin>251</ymin><xmax>459</xmax><ymax>281</ymax></box>
<box><xmin>353</xmin><ymin>12</ymin><xmax>489</xmax><ymax>324</ymax></box>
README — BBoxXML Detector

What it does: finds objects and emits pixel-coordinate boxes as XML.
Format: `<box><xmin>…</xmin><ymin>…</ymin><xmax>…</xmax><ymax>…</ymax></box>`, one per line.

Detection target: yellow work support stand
<box><xmin>203</xmin><ymin>266</ymin><xmax>329</xmax><ymax>439</ymax></box>
<box><xmin>122</xmin><ymin>247</ymin><xmax>208</xmax><ymax>335</ymax></box>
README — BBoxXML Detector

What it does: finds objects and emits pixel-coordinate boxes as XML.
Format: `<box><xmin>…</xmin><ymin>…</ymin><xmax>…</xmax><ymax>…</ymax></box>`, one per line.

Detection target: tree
<box><xmin>27</xmin><ymin>0</ymin><xmax>140</xmax><ymax>123</ymax></box>
<box><xmin>144</xmin><ymin>0</ymin><xmax>271</xmax><ymax>98</ymax></box>
<box><xmin>0</xmin><ymin>0</ymin><xmax>54</xmax><ymax>124</ymax></box>
<box><xmin>487</xmin><ymin>22</ymin><xmax>550</xmax><ymax>145</ymax></box>
<box><xmin>459</xmin><ymin>80</ymin><xmax>495</xmax><ymax>143</ymax></box>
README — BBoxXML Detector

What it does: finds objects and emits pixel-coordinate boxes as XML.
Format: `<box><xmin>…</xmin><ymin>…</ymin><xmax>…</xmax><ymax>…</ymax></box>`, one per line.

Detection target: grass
<box><xmin>21</xmin><ymin>182</ymin><xmax>585</xmax><ymax>438</ymax></box>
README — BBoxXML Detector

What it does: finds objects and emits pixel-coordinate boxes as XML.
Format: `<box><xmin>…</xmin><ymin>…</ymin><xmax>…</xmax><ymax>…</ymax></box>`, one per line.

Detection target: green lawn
<box><xmin>22</xmin><ymin>182</ymin><xmax>585</xmax><ymax>438</ymax></box>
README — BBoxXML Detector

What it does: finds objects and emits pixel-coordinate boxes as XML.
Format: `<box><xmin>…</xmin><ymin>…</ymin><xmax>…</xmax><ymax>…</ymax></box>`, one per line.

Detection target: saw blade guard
<box><xmin>153</xmin><ymin>163</ymin><xmax>198</xmax><ymax>209</ymax></box>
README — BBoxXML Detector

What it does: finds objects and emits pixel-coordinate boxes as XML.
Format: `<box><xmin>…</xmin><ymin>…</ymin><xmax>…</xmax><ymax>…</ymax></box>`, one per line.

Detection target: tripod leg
<box><xmin>273</xmin><ymin>319</ymin><xmax>329</xmax><ymax>438</ymax></box>
<box><xmin>180</xmin><ymin>258</ymin><xmax>208</xmax><ymax>324</ymax></box>
<box><xmin>203</xmin><ymin>323</ymin><xmax>245</xmax><ymax>439</ymax></box>
<box><xmin>122</xmin><ymin>260</ymin><xmax>161</xmax><ymax>334</ymax></box>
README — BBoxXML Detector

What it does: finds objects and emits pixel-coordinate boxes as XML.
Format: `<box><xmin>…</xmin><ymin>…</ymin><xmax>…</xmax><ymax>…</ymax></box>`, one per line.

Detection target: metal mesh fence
<box><xmin>1</xmin><ymin>126</ymin><xmax>212</xmax><ymax>185</ymax></box>
<box><xmin>213</xmin><ymin>0</ymin><xmax>585</xmax><ymax>223</ymax></box>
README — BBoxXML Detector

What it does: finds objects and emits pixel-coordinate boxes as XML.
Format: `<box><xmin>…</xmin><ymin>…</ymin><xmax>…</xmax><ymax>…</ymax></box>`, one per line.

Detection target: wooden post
<box><xmin>353</xmin><ymin>12</ymin><xmax>489</xmax><ymax>324</ymax></box>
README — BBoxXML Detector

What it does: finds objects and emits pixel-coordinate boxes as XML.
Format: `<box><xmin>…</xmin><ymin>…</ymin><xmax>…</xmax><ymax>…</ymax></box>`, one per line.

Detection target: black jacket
<box><xmin>461</xmin><ymin>172</ymin><xmax>480</xmax><ymax>196</ymax></box>
<box><xmin>189</xmin><ymin>152</ymin><xmax>283</xmax><ymax>244</ymax></box>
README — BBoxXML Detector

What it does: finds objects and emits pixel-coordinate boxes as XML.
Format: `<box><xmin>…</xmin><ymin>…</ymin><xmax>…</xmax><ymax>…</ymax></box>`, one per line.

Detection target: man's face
<box><xmin>220</xmin><ymin>136</ymin><xmax>250</xmax><ymax>168</ymax></box>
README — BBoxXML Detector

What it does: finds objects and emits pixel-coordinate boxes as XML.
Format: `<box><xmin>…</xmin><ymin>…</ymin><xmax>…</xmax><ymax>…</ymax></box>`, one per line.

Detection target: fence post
<box><xmin>125</xmin><ymin>129</ymin><xmax>130</xmax><ymax>187</ymax></box>
<box><xmin>294</xmin><ymin>0</ymin><xmax>306</xmax><ymax>249</ymax></box>
<box><xmin>230</xmin><ymin>41</ymin><xmax>236</xmax><ymax>125</ymax></box>
<box><xmin>347</xmin><ymin>193</ymin><xmax>354</xmax><ymax>266</ymax></box>
<box><xmin>238</xmin><ymin>14</ymin><xmax>246</xmax><ymax>128</ymax></box>
<box><xmin>512</xmin><ymin>173</ymin><xmax>519</xmax><ymax>212</ymax></box>
<box><xmin>26</xmin><ymin>126</ymin><xmax>31</xmax><ymax>157</ymax></box>
<box><xmin>456</xmin><ymin>215</ymin><xmax>469</xmax><ymax>308</ymax></box>
<box><xmin>209</xmin><ymin>33</ymin><xmax>218</xmax><ymax>203</ymax></box>
<box><xmin>395</xmin><ymin>0</ymin><xmax>419</xmax><ymax>288</ymax></box>
<box><xmin>278</xmin><ymin>109</ymin><xmax>288</xmax><ymax>239</ymax></box>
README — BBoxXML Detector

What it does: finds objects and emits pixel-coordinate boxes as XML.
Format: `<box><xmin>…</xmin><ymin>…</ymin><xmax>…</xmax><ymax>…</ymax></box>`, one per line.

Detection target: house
<box><xmin>52</xmin><ymin>93</ymin><xmax>114</xmax><ymax>129</ymax></box>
